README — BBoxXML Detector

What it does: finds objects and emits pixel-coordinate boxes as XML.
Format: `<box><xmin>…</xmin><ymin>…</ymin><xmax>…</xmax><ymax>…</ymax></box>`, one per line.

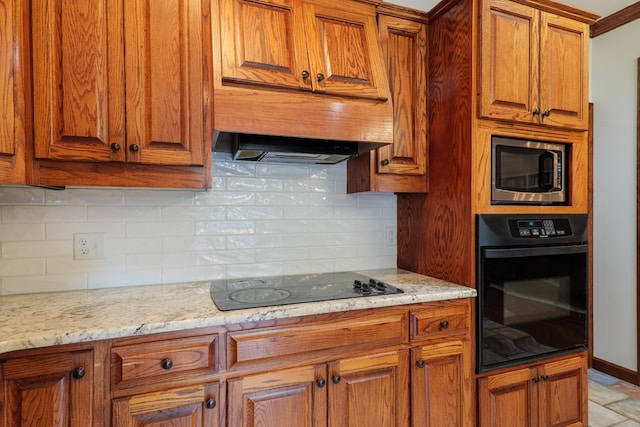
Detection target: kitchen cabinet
<box><xmin>0</xmin><ymin>347</ymin><xmax>97</xmax><ymax>426</ymax></box>
<box><xmin>29</xmin><ymin>0</ymin><xmax>212</xmax><ymax>189</ymax></box>
<box><xmin>212</xmin><ymin>0</ymin><xmax>393</xmax><ymax>146</ymax></box>
<box><xmin>0</xmin><ymin>0</ymin><xmax>26</xmax><ymax>184</ymax></box>
<box><xmin>219</xmin><ymin>0</ymin><xmax>389</xmax><ymax>101</ymax></box>
<box><xmin>112</xmin><ymin>383</ymin><xmax>221</xmax><ymax>427</ymax></box>
<box><xmin>227</xmin><ymin>351</ymin><xmax>409</xmax><ymax>427</ymax></box>
<box><xmin>479</xmin><ymin>0</ymin><xmax>590</xmax><ymax>130</ymax></box>
<box><xmin>347</xmin><ymin>4</ymin><xmax>428</xmax><ymax>193</ymax></box>
<box><xmin>477</xmin><ymin>354</ymin><xmax>588</xmax><ymax>427</ymax></box>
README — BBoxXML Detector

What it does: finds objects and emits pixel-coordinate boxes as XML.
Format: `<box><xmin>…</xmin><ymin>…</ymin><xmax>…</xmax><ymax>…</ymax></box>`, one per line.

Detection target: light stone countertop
<box><xmin>0</xmin><ymin>268</ymin><xmax>476</xmax><ymax>355</ymax></box>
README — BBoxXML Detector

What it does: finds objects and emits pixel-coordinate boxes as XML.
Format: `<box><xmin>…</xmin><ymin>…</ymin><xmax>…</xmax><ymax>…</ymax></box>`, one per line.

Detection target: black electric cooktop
<box><xmin>209</xmin><ymin>271</ymin><xmax>403</xmax><ymax>311</ymax></box>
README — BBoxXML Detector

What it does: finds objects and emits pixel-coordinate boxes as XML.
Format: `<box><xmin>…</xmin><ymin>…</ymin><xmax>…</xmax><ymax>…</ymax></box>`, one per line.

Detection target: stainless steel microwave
<box><xmin>491</xmin><ymin>136</ymin><xmax>567</xmax><ymax>205</ymax></box>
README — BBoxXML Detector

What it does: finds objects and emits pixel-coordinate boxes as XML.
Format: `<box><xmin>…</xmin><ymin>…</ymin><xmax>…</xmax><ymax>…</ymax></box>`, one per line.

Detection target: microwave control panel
<box><xmin>508</xmin><ymin>218</ymin><xmax>572</xmax><ymax>238</ymax></box>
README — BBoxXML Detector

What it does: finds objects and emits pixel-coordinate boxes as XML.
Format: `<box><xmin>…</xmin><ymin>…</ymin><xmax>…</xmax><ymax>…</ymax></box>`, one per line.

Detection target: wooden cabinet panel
<box><xmin>124</xmin><ymin>0</ymin><xmax>208</xmax><ymax>166</ymax></box>
<box><xmin>329</xmin><ymin>351</ymin><xmax>410</xmax><ymax>427</ymax></box>
<box><xmin>31</xmin><ymin>0</ymin><xmax>125</xmax><ymax>162</ymax></box>
<box><xmin>0</xmin><ymin>0</ymin><xmax>26</xmax><ymax>184</ymax></box>
<box><xmin>478</xmin><ymin>367</ymin><xmax>534</xmax><ymax>427</ymax></box>
<box><xmin>112</xmin><ymin>383</ymin><xmax>220</xmax><ymax>427</ymax></box>
<box><xmin>1</xmin><ymin>350</ymin><xmax>94</xmax><ymax>427</ymax></box>
<box><xmin>539</xmin><ymin>13</ymin><xmax>589</xmax><ymax>129</ymax></box>
<box><xmin>347</xmin><ymin>6</ymin><xmax>428</xmax><ymax>193</ymax></box>
<box><xmin>412</xmin><ymin>341</ymin><xmax>471</xmax><ymax>427</ymax></box>
<box><xmin>538</xmin><ymin>356</ymin><xmax>587</xmax><ymax>427</ymax></box>
<box><xmin>410</xmin><ymin>300</ymin><xmax>469</xmax><ymax>342</ymax></box>
<box><xmin>227</xmin><ymin>365</ymin><xmax>326</xmax><ymax>427</ymax></box>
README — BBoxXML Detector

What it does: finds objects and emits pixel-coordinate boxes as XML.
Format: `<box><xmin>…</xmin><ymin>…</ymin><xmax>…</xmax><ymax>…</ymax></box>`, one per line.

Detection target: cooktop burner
<box><xmin>209</xmin><ymin>271</ymin><xmax>403</xmax><ymax>311</ymax></box>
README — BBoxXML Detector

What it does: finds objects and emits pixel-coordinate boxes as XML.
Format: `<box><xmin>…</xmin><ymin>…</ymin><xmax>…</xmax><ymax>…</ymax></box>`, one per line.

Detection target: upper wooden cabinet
<box><xmin>220</xmin><ymin>0</ymin><xmax>389</xmax><ymax>101</ymax></box>
<box><xmin>479</xmin><ymin>0</ymin><xmax>590</xmax><ymax>130</ymax></box>
<box><xmin>347</xmin><ymin>5</ymin><xmax>428</xmax><ymax>193</ymax></box>
<box><xmin>0</xmin><ymin>0</ymin><xmax>26</xmax><ymax>184</ymax></box>
<box><xmin>28</xmin><ymin>0</ymin><xmax>212</xmax><ymax>189</ymax></box>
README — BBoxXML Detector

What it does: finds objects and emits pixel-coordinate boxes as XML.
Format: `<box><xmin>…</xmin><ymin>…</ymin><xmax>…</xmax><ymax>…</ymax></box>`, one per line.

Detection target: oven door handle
<box><xmin>483</xmin><ymin>243</ymin><xmax>588</xmax><ymax>259</ymax></box>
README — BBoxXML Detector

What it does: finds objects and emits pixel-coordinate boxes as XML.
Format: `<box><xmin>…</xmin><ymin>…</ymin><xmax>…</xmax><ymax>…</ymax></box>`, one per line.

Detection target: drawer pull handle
<box><xmin>332</xmin><ymin>375</ymin><xmax>341</xmax><ymax>384</ymax></box>
<box><xmin>381</xmin><ymin>159</ymin><xmax>390</xmax><ymax>166</ymax></box>
<box><xmin>161</xmin><ymin>358</ymin><xmax>173</xmax><ymax>370</ymax></box>
<box><xmin>205</xmin><ymin>398</ymin><xmax>216</xmax><ymax>409</ymax></box>
<box><xmin>416</xmin><ymin>360</ymin><xmax>425</xmax><ymax>368</ymax></box>
<box><xmin>440</xmin><ymin>320</ymin><xmax>449</xmax><ymax>329</ymax></box>
<box><xmin>72</xmin><ymin>367</ymin><xmax>85</xmax><ymax>380</ymax></box>
<box><xmin>316</xmin><ymin>379</ymin><xmax>326</xmax><ymax>388</ymax></box>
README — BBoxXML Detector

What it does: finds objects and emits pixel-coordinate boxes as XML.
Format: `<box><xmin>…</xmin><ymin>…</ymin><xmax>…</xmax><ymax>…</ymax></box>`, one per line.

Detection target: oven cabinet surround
<box><xmin>211</xmin><ymin>0</ymin><xmax>394</xmax><ymax>147</ymax></box>
<box><xmin>479</xmin><ymin>0</ymin><xmax>591</xmax><ymax>130</ymax></box>
<box><xmin>25</xmin><ymin>0</ymin><xmax>213</xmax><ymax>189</ymax></box>
<box><xmin>0</xmin><ymin>0</ymin><xmax>27</xmax><ymax>185</ymax></box>
<box><xmin>477</xmin><ymin>353</ymin><xmax>588</xmax><ymax>427</ymax></box>
<box><xmin>347</xmin><ymin>4</ymin><xmax>429</xmax><ymax>193</ymax></box>
<box><xmin>0</xmin><ymin>299</ymin><xmax>474</xmax><ymax>426</ymax></box>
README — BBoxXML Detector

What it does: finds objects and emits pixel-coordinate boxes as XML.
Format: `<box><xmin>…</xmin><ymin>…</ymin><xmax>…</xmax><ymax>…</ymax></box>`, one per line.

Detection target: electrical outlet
<box><xmin>73</xmin><ymin>233</ymin><xmax>105</xmax><ymax>260</ymax></box>
<box><xmin>385</xmin><ymin>227</ymin><xmax>397</xmax><ymax>246</ymax></box>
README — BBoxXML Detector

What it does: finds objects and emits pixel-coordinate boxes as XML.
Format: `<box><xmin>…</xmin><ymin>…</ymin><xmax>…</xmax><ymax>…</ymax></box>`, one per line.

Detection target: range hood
<box><xmin>230</xmin><ymin>133</ymin><xmax>386</xmax><ymax>165</ymax></box>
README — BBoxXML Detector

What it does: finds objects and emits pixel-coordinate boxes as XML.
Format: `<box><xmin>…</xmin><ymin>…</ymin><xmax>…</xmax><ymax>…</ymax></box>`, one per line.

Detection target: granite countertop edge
<box><xmin>0</xmin><ymin>268</ymin><xmax>476</xmax><ymax>355</ymax></box>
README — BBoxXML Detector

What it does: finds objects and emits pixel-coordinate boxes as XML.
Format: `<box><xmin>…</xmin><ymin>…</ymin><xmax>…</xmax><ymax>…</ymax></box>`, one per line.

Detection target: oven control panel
<box><xmin>508</xmin><ymin>218</ymin><xmax>572</xmax><ymax>238</ymax></box>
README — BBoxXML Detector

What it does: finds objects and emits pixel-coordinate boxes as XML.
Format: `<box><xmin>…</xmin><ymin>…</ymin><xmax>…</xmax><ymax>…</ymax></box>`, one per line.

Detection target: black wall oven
<box><xmin>476</xmin><ymin>214</ymin><xmax>588</xmax><ymax>373</ymax></box>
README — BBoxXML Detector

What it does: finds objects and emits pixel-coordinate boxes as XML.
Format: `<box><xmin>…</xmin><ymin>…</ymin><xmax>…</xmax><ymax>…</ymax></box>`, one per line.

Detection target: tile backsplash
<box><xmin>0</xmin><ymin>153</ymin><xmax>397</xmax><ymax>295</ymax></box>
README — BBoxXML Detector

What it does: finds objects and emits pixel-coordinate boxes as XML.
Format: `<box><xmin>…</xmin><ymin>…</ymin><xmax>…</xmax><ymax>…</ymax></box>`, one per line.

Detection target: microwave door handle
<box><xmin>483</xmin><ymin>244</ymin><xmax>588</xmax><ymax>259</ymax></box>
<box><xmin>538</xmin><ymin>150</ymin><xmax>558</xmax><ymax>190</ymax></box>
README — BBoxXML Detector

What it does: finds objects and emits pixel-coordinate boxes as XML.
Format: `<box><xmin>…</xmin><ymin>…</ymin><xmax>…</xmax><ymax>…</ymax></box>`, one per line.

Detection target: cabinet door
<box><xmin>0</xmin><ymin>0</ymin><xmax>26</xmax><ymax>183</ymax></box>
<box><xmin>31</xmin><ymin>0</ymin><xmax>126</xmax><ymax>162</ymax></box>
<box><xmin>328</xmin><ymin>350</ymin><xmax>410</xmax><ymax>427</ymax></box>
<box><xmin>479</xmin><ymin>0</ymin><xmax>539</xmax><ymax>124</ymax></box>
<box><xmin>219</xmin><ymin>0</ymin><xmax>311</xmax><ymax>91</ymax></box>
<box><xmin>538</xmin><ymin>356</ymin><xmax>587</xmax><ymax>427</ymax></box>
<box><xmin>227</xmin><ymin>365</ymin><xmax>327</xmax><ymax>427</ymax></box>
<box><xmin>538</xmin><ymin>13</ymin><xmax>589</xmax><ymax>130</ymax></box>
<box><xmin>412</xmin><ymin>341</ymin><xmax>469</xmax><ymax>427</ymax></box>
<box><xmin>1</xmin><ymin>350</ymin><xmax>94</xmax><ymax>426</ymax></box>
<box><xmin>124</xmin><ymin>0</ymin><xmax>208</xmax><ymax>166</ymax></box>
<box><xmin>303</xmin><ymin>0</ymin><xmax>389</xmax><ymax>101</ymax></box>
<box><xmin>376</xmin><ymin>13</ymin><xmax>427</xmax><ymax>177</ymax></box>
<box><xmin>112</xmin><ymin>383</ymin><xmax>220</xmax><ymax>427</ymax></box>
<box><xmin>478</xmin><ymin>367</ymin><xmax>536</xmax><ymax>427</ymax></box>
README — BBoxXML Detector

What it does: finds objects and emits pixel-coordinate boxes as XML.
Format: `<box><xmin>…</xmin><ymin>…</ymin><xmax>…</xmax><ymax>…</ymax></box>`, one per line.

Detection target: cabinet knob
<box><xmin>205</xmin><ymin>398</ymin><xmax>216</xmax><ymax>409</ymax></box>
<box><xmin>302</xmin><ymin>70</ymin><xmax>310</xmax><ymax>79</ymax></box>
<box><xmin>72</xmin><ymin>367</ymin><xmax>85</xmax><ymax>380</ymax></box>
<box><xmin>161</xmin><ymin>358</ymin><xmax>173</xmax><ymax>370</ymax></box>
<box><xmin>317</xmin><ymin>73</ymin><xmax>325</xmax><ymax>82</ymax></box>
<box><xmin>381</xmin><ymin>159</ymin><xmax>389</xmax><ymax>166</ymax></box>
<box><xmin>110</xmin><ymin>143</ymin><xmax>121</xmax><ymax>152</ymax></box>
<box><xmin>540</xmin><ymin>375</ymin><xmax>549</xmax><ymax>382</ymax></box>
<box><xmin>316</xmin><ymin>379</ymin><xmax>326</xmax><ymax>388</ymax></box>
<box><xmin>440</xmin><ymin>320</ymin><xmax>449</xmax><ymax>329</ymax></box>
<box><xmin>541</xmin><ymin>109</ymin><xmax>551</xmax><ymax>117</ymax></box>
<box><xmin>532</xmin><ymin>108</ymin><xmax>540</xmax><ymax>116</ymax></box>
<box><xmin>532</xmin><ymin>377</ymin><xmax>540</xmax><ymax>384</ymax></box>
<box><xmin>129</xmin><ymin>144</ymin><xmax>140</xmax><ymax>153</ymax></box>
<box><xmin>416</xmin><ymin>360</ymin><xmax>425</xmax><ymax>368</ymax></box>
<box><xmin>332</xmin><ymin>375</ymin><xmax>341</xmax><ymax>384</ymax></box>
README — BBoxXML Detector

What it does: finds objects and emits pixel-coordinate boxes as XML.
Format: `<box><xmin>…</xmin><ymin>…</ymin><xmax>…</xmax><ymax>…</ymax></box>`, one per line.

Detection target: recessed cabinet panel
<box><xmin>31</xmin><ymin>0</ymin><xmax>125</xmax><ymax>162</ymax></box>
<box><xmin>220</xmin><ymin>0</ymin><xmax>310</xmax><ymax>90</ymax></box>
<box><xmin>0</xmin><ymin>0</ymin><xmax>15</xmax><ymax>157</ymax></box>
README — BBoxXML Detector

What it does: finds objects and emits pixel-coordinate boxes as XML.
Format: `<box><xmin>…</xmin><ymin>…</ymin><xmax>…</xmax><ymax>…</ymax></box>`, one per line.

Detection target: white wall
<box><xmin>0</xmin><ymin>152</ymin><xmax>397</xmax><ymax>295</ymax></box>
<box><xmin>591</xmin><ymin>20</ymin><xmax>640</xmax><ymax>371</ymax></box>
<box><xmin>384</xmin><ymin>0</ymin><xmax>437</xmax><ymax>11</ymax></box>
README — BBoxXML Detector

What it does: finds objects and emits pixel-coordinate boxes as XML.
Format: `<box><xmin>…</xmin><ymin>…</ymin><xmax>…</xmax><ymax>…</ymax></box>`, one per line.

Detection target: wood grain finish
<box><xmin>591</xmin><ymin>2</ymin><xmax>639</xmax><ymax>38</ymax></box>
<box><xmin>1</xmin><ymin>349</ymin><xmax>94</xmax><ymax>426</ymax></box>
<box><xmin>410</xmin><ymin>300</ymin><xmax>469</xmax><ymax>342</ymax></box>
<box><xmin>347</xmin><ymin>4</ymin><xmax>428</xmax><ymax>193</ymax></box>
<box><xmin>0</xmin><ymin>0</ymin><xmax>27</xmax><ymax>184</ymax></box>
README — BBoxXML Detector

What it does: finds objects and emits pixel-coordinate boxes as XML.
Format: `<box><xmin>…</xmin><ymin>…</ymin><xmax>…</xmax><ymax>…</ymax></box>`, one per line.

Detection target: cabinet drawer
<box><xmin>111</xmin><ymin>335</ymin><xmax>218</xmax><ymax>389</ymax></box>
<box><xmin>228</xmin><ymin>309</ymin><xmax>408</xmax><ymax>368</ymax></box>
<box><xmin>411</xmin><ymin>300</ymin><xmax>469</xmax><ymax>341</ymax></box>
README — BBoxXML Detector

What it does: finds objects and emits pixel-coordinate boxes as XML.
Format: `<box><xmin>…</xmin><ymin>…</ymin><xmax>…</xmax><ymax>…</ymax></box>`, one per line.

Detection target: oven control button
<box><xmin>519</xmin><ymin>229</ymin><xmax>531</xmax><ymax>237</ymax></box>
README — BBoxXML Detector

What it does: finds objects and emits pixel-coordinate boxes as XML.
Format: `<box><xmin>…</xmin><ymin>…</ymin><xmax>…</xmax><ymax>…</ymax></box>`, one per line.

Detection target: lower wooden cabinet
<box><xmin>478</xmin><ymin>354</ymin><xmax>588</xmax><ymax>427</ymax></box>
<box><xmin>0</xmin><ymin>349</ymin><xmax>95</xmax><ymax>426</ymax></box>
<box><xmin>112</xmin><ymin>383</ymin><xmax>221</xmax><ymax>427</ymax></box>
<box><xmin>411</xmin><ymin>340</ymin><xmax>471</xmax><ymax>427</ymax></box>
<box><xmin>227</xmin><ymin>351</ymin><xmax>410</xmax><ymax>427</ymax></box>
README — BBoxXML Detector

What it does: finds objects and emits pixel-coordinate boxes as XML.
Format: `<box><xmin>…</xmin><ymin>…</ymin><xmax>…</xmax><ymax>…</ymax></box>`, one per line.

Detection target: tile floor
<box><xmin>589</xmin><ymin>369</ymin><xmax>640</xmax><ymax>426</ymax></box>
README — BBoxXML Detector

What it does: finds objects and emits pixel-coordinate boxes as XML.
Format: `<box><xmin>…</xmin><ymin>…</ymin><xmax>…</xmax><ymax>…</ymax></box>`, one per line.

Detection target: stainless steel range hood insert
<box><xmin>231</xmin><ymin>133</ymin><xmax>386</xmax><ymax>165</ymax></box>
